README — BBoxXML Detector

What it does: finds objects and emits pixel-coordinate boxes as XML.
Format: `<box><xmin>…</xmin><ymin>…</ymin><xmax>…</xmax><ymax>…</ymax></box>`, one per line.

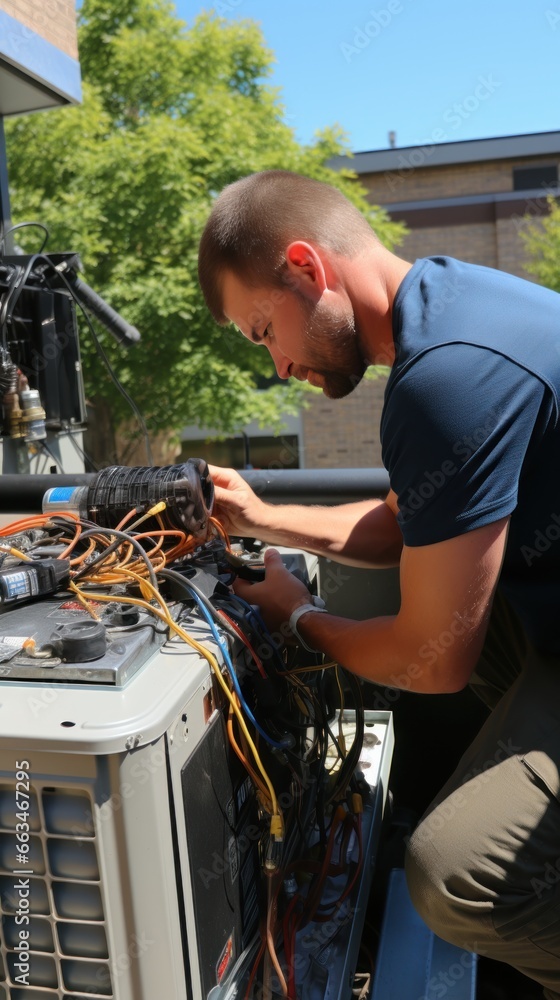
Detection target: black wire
<box><xmin>166</xmin><ymin>571</ymin><xmax>230</xmax><ymax>625</ymax></box>
<box><xmin>0</xmin><ymin>262</ymin><xmax>25</xmax><ymax>346</ymax></box>
<box><xmin>76</xmin><ymin>310</ymin><xmax>154</xmax><ymax>467</ymax></box>
<box><xmin>38</xmin><ymin>439</ymin><xmax>65</xmax><ymax>474</ymax></box>
<box><xmin>50</xmin><ymin>263</ymin><xmax>153</xmax><ymax>467</ymax></box>
<box><xmin>4</xmin><ymin>254</ymin><xmax>153</xmax><ymax>467</ymax></box>
<box><xmin>73</xmin><ymin>525</ymin><xmax>159</xmax><ymax>591</ymax></box>
<box><xmin>325</xmin><ymin>670</ymin><xmax>364</xmax><ymax>806</ymax></box>
<box><xmin>2</xmin><ymin>253</ymin><xmax>43</xmax><ymax>335</ymax></box>
<box><xmin>0</xmin><ymin>222</ymin><xmax>49</xmax><ymax>254</ymax></box>
<box><xmin>106</xmin><ymin>620</ymin><xmax>169</xmax><ymax>637</ymax></box>
<box><xmin>159</xmin><ymin>567</ymin><xmax>234</xmax><ymax>635</ymax></box>
<box><xmin>65</xmin><ymin>428</ymin><xmax>100</xmax><ymax>472</ymax></box>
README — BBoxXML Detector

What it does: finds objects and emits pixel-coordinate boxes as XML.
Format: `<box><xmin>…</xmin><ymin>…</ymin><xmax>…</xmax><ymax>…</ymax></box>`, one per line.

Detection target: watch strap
<box><xmin>289</xmin><ymin>602</ymin><xmax>328</xmax><ymax>652</ymax></box>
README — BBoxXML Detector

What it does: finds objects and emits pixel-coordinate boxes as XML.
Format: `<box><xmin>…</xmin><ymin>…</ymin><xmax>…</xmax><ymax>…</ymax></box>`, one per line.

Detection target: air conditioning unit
<box><xmin>0</xmin><ymin>552</ymin><xmax>393</xmax><ymax>1000</ymax></box>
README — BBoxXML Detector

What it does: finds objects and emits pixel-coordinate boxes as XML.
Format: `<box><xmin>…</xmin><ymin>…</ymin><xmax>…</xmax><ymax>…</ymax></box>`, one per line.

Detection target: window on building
<box><xmin>178</xmin><ymin>434</ymin><xmax>300</xmax><ymax>471</ymax></box>
<box><xmin>512</xmin><ymin>164</ymin><xmax>558</xmax><ymax>191</ymax></box>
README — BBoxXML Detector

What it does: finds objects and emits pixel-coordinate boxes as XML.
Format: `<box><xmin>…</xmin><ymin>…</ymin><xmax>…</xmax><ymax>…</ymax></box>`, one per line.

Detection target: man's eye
<box><xmin>263</xmin><ymin>325</ymin><xmax>272</xmax><ymax>339</ymax></box>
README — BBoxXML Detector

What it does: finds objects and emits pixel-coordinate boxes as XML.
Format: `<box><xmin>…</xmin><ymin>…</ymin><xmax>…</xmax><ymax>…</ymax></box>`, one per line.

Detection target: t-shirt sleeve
<box><xmin>381</xmin><ymin>343</ymin><xmax>551</xmax><ymax>546</ymax></box>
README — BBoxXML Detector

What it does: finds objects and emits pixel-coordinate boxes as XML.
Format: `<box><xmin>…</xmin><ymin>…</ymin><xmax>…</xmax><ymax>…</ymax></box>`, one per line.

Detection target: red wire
<box><xmin>217</xmin><ymin>610</ymin><xmax>268</xmax><ymax>679</ymax></box>
<box><xmin>244</xmin><ymin>936</ymin><xmax>267</xmax><ymax>1000</ymax></box>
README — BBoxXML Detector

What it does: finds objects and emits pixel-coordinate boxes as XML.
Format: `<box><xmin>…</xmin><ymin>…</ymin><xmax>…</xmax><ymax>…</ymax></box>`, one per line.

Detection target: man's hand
<box><xmin>209</xmin><ymin>465</ymin><xmax>270</xmax><ymax>537</ymax></box>
<box><xmin>233</xmin><ymin>548</ymin><xmax>312</xmax><ymax>638</ymax></box>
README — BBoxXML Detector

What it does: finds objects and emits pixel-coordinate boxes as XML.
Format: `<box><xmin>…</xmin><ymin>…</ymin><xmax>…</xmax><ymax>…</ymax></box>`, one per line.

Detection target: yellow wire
<box><xmin>70</xmin><ymin>574</ymin><xmax>281</xmax><ymax>821</ymax></box>
<box><xmin>68</xmin><ymin>581</ymin><xmax>102</xmax><ymax>620</ymax></box>
<box><xmin>335</xmin><ymin>665</ymin><xmax>347</xmax><ymax>757</ymax></box>
<box><xmin>127</xmin><ymin>501</ymin><xmax>167</xmax><ymax>532</ymax></box>
<box><xmin>285</xmin><ymin>660</ymin><xmax>339</xmax><ymax>674</ymax></box>
<box><xmin>0</xmin><ymin>545</ymin><xmax>32</xmax><ymax>562</ymax></box>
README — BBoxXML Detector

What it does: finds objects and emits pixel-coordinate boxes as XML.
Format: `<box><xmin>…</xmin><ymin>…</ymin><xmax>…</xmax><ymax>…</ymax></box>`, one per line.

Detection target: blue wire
<box><xmin>225</xmin><ymin>594</ymin><xmax>287</xmax><ymax>671</ymax></box>
<box><xmin>184</xmin><ymin>587</ymin><xmax>287</xmax><ymax>751</ymax></box>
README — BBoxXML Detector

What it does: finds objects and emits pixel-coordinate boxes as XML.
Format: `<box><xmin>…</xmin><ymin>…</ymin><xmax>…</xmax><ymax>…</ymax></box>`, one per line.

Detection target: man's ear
<box><xmin>284</xmin><ymin>241</ymin><xmax>328</xmax><ymax>302</ymax></box>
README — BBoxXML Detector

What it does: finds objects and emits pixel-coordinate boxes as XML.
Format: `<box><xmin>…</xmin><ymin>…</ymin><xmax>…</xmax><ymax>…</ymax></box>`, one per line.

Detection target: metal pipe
<box><xmin>0</xmin><ymin>474</ymin><xmax>95</xmax><ymax>512</ymax></box>
<box><xmin>240</xmin><ymin>468</ymin><xmax>390</xmax><ymax>505</ymax></box>
<box><xmin>0</xmin><ymin>118</ymin><xmax>13</xmax><ymax>253</ymax></box>
<box><xmin>0</xmin><ymin>468</ymin><xmax>390</xmax><ymax>513</ymax></box>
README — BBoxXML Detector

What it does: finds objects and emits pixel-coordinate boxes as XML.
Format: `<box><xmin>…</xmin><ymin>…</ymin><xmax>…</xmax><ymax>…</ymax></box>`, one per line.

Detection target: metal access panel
<box><xmin>0</xmin><ymin>4</ymin><xmax>81</xmax><ymax>116</ymax></box>
<box><xmin>206</xmin><ymin>709</ymin><xmax>395</xmax><ymax>1000</ymax></box>
<box><xmin>0</xmin><ymin>615</ymin><xmax>220</xmax><ymax>1000</ymax></box>
<box><xmin>0</xmin><ymin>257</ymin><xmax>88</xmax><ymax>430</ymax></box>
<box><xmin>180</xmin><ymin>712</ymin><xmax>260</xmax><ymax>997</ymax></box>
<box><xmin>293</xmin><ymin>710</ymin><xmax>394</xmax><ymax>1000</ymax></box>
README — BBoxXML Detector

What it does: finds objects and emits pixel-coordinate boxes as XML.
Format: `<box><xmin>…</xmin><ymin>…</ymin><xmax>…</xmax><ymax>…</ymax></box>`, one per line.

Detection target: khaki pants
<box><xmin>405</xmin><ymin>593</ymin><xmax>560</xmax><ymax>999</ymax></box>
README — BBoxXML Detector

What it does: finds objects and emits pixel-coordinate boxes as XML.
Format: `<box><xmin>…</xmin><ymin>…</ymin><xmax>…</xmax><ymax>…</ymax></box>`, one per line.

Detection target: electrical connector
<box><xmin>351</xmin><ymin>793</ymin><xmax>363</xmax><ymax>815</ymax></box>
<box><xmin>0</xmin><ymin>558</ymin><xmax>70</xmax><ymax>607</ymax></box>
<box><xmin>263</xmin><ymin>813</ymin><xmax>285</xmax><ymax>871</ymax></box>
<box><xmin>269</xmin><ymin>813</ymin><xmax>284</xmax><ymax>841</ymax></box>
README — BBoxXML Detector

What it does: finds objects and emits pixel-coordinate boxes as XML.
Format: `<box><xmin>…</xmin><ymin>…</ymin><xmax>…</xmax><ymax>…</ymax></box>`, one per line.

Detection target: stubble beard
<box><xmin>300</xmin><ymin>297</ymin><xmax>366</xmax><ymax>399</ymax></box>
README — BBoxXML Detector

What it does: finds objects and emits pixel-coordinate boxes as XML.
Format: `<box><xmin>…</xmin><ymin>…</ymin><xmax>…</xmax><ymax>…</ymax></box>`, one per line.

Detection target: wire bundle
<box><xmin>0</xmin><ymin>505</ymin><xmax>367</xmax><ymax>999</ymax></box>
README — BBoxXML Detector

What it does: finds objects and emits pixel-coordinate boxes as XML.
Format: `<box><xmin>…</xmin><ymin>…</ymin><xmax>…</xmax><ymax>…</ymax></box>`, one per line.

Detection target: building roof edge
<box><xmin>328</xmin><ymin>131</ymin><xmax>560</xmax><ymax>174</ymax></box>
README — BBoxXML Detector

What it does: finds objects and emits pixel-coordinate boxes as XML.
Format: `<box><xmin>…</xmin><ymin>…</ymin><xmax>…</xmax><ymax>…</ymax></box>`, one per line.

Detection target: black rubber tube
<box><xmin>0</xmin><ymin>468</ymin><xmax>390</xmax><ymax>513</ymax></box>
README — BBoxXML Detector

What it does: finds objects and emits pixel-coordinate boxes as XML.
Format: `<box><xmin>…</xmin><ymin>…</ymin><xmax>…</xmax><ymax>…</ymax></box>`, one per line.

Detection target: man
<box><xmin>198</xmin><ymin>169</ymin><xmax>560</xmax><ymax>998</ymax></box>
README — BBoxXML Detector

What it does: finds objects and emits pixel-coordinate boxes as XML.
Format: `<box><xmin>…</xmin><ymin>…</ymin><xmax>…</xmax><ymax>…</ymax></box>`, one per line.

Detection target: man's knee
<box><xmin>405</xmin><ymin>826</ymin><xmax>449</xmax><ymax>936</ymax></box>
<box><xmin>404</xmin><ymin>792</ymin><xmax>485</xmax><ymax>944</ymax></box>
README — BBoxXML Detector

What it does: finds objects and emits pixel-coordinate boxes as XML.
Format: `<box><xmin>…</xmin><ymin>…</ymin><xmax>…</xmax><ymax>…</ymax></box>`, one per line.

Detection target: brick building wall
<box><xmin>0</xmin><ymin>0</ymin><xmax>78</xmax><ymax>59</ymax></box>
<box><xmin>301</xmin><ymin>377</ymin><xmax>388</xmax><ymax>469</ymax></box>
<box><xmin>399</xmin><ymin>222</ymin><xmax>499</xmax><ymax>270</ymax></box>
<box><xmin>362</xmin><ymin>155</ymin><xmax>545</xmax><ymax>203</ymax></box>
<box><xmin>302</xmin><ymin>134</ymin><xmax>559</xmax><ymax>470</ymax></box>
<box><xmin>377</xmin><ymin>154</ymin><xmax>554</xmax><ymax>282</ymax></box>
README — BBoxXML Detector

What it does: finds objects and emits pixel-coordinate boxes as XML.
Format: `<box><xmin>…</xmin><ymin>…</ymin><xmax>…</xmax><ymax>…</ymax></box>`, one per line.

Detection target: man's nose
<box><xmin>269</xmin><ymin>344</ymin><xmax>291</xmax><ymax>380</ymax></box>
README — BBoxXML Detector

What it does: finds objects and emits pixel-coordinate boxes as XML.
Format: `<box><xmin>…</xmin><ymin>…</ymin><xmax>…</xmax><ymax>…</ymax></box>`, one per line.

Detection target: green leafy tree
<box><xmin>521</xmin><ymin>197</ymin><xmax>560</xmax><ymax>293</ymax></box>
<box><xmin>5</xmin><ymin>0</ymin><xmax>406</xmax><ymax>463</ymax></box>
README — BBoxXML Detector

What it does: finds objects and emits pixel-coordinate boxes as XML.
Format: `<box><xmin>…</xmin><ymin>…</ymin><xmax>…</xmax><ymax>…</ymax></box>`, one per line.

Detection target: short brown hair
<box><xmin>198</xmin><ymin>170</ymin><xmax>378</xmax><ymax>323</ymax></box>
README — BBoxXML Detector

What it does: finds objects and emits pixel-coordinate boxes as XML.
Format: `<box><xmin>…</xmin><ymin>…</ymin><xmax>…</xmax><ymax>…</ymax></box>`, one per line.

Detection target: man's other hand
<box><xmin>233</xmin><ymin>547</ymin><xmax>312</xmax><ymax>638</ymax></box>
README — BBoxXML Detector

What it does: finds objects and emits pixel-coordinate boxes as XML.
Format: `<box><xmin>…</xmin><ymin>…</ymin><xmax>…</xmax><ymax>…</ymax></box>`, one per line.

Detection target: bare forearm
<box><xmin>254</xmin><ymin>499</ymin><xmax>403</xmax><ymax>568</ymax></box>
<box><xmin>297</xmin><ymin>612</ymin><xmax>471</xmax><ymax>694</ymax></box>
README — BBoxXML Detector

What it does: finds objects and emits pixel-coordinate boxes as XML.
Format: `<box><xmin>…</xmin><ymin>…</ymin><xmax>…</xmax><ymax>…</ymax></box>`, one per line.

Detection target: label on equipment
<box><xmin>0</xmin><ymin>636</ymin><xmax>29</xmax><ymax>663</ymax></box>
<box><xmin>47</xmin><ymin>600</ymin><xmax>103</xmax><ymax>622</ymax></box>
<box><xmin>45</xmin><ymin>487</ymin><xmax>76</xmax><ymax>502</ymax></box>
<box><xmin>3</xmin><ymin>569</ymin><xmax>37</xmax><ymax>600</ymax></box>
<box><xmin>228</xmin><ymin>835</ymin><xmax>239</xmax><ymax>882</ymax></box>
<box><xmin>216</xmin><ymin>934</ymin><xmax>234</xmax><ymax>985</ymax></box>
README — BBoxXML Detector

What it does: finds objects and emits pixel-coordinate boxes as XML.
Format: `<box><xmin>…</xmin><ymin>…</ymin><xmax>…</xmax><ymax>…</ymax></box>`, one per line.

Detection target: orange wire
<box><xmin>0</xmin><ymin>511</ymin><xmax>81</xmax><ymax>536</ymax></box>
<box><xmin>227</xmin><ymin>703</ymin><xmax>272</xmax><ymax>810</ymax></box>
<box><xmin>209</xmin><ymin>515</ymin><xmax>231</xmax><ymax>549</ymax></box>
<box><xmin>70</xmin><ymin>537</ymin><xmax>96</xmax><ymax>566</ymax></box>
<box><xmin>58</xmin><ymin>524</ymin><xmax>82</xmax><ymax>560</ymax></box>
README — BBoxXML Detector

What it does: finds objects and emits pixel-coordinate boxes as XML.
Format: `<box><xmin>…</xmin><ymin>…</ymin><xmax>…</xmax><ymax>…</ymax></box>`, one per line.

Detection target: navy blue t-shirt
<box><xmin>381</xmin><ymin>256</ymin><xmax>560</xmax><ymax>653</ymax></box>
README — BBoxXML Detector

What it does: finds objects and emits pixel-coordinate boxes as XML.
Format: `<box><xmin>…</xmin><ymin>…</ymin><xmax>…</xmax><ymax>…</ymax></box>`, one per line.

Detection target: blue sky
<box><xmin>178</xmin><ymin>0</ymin><xmax>560</xmax><ymax>153</ymax></box>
